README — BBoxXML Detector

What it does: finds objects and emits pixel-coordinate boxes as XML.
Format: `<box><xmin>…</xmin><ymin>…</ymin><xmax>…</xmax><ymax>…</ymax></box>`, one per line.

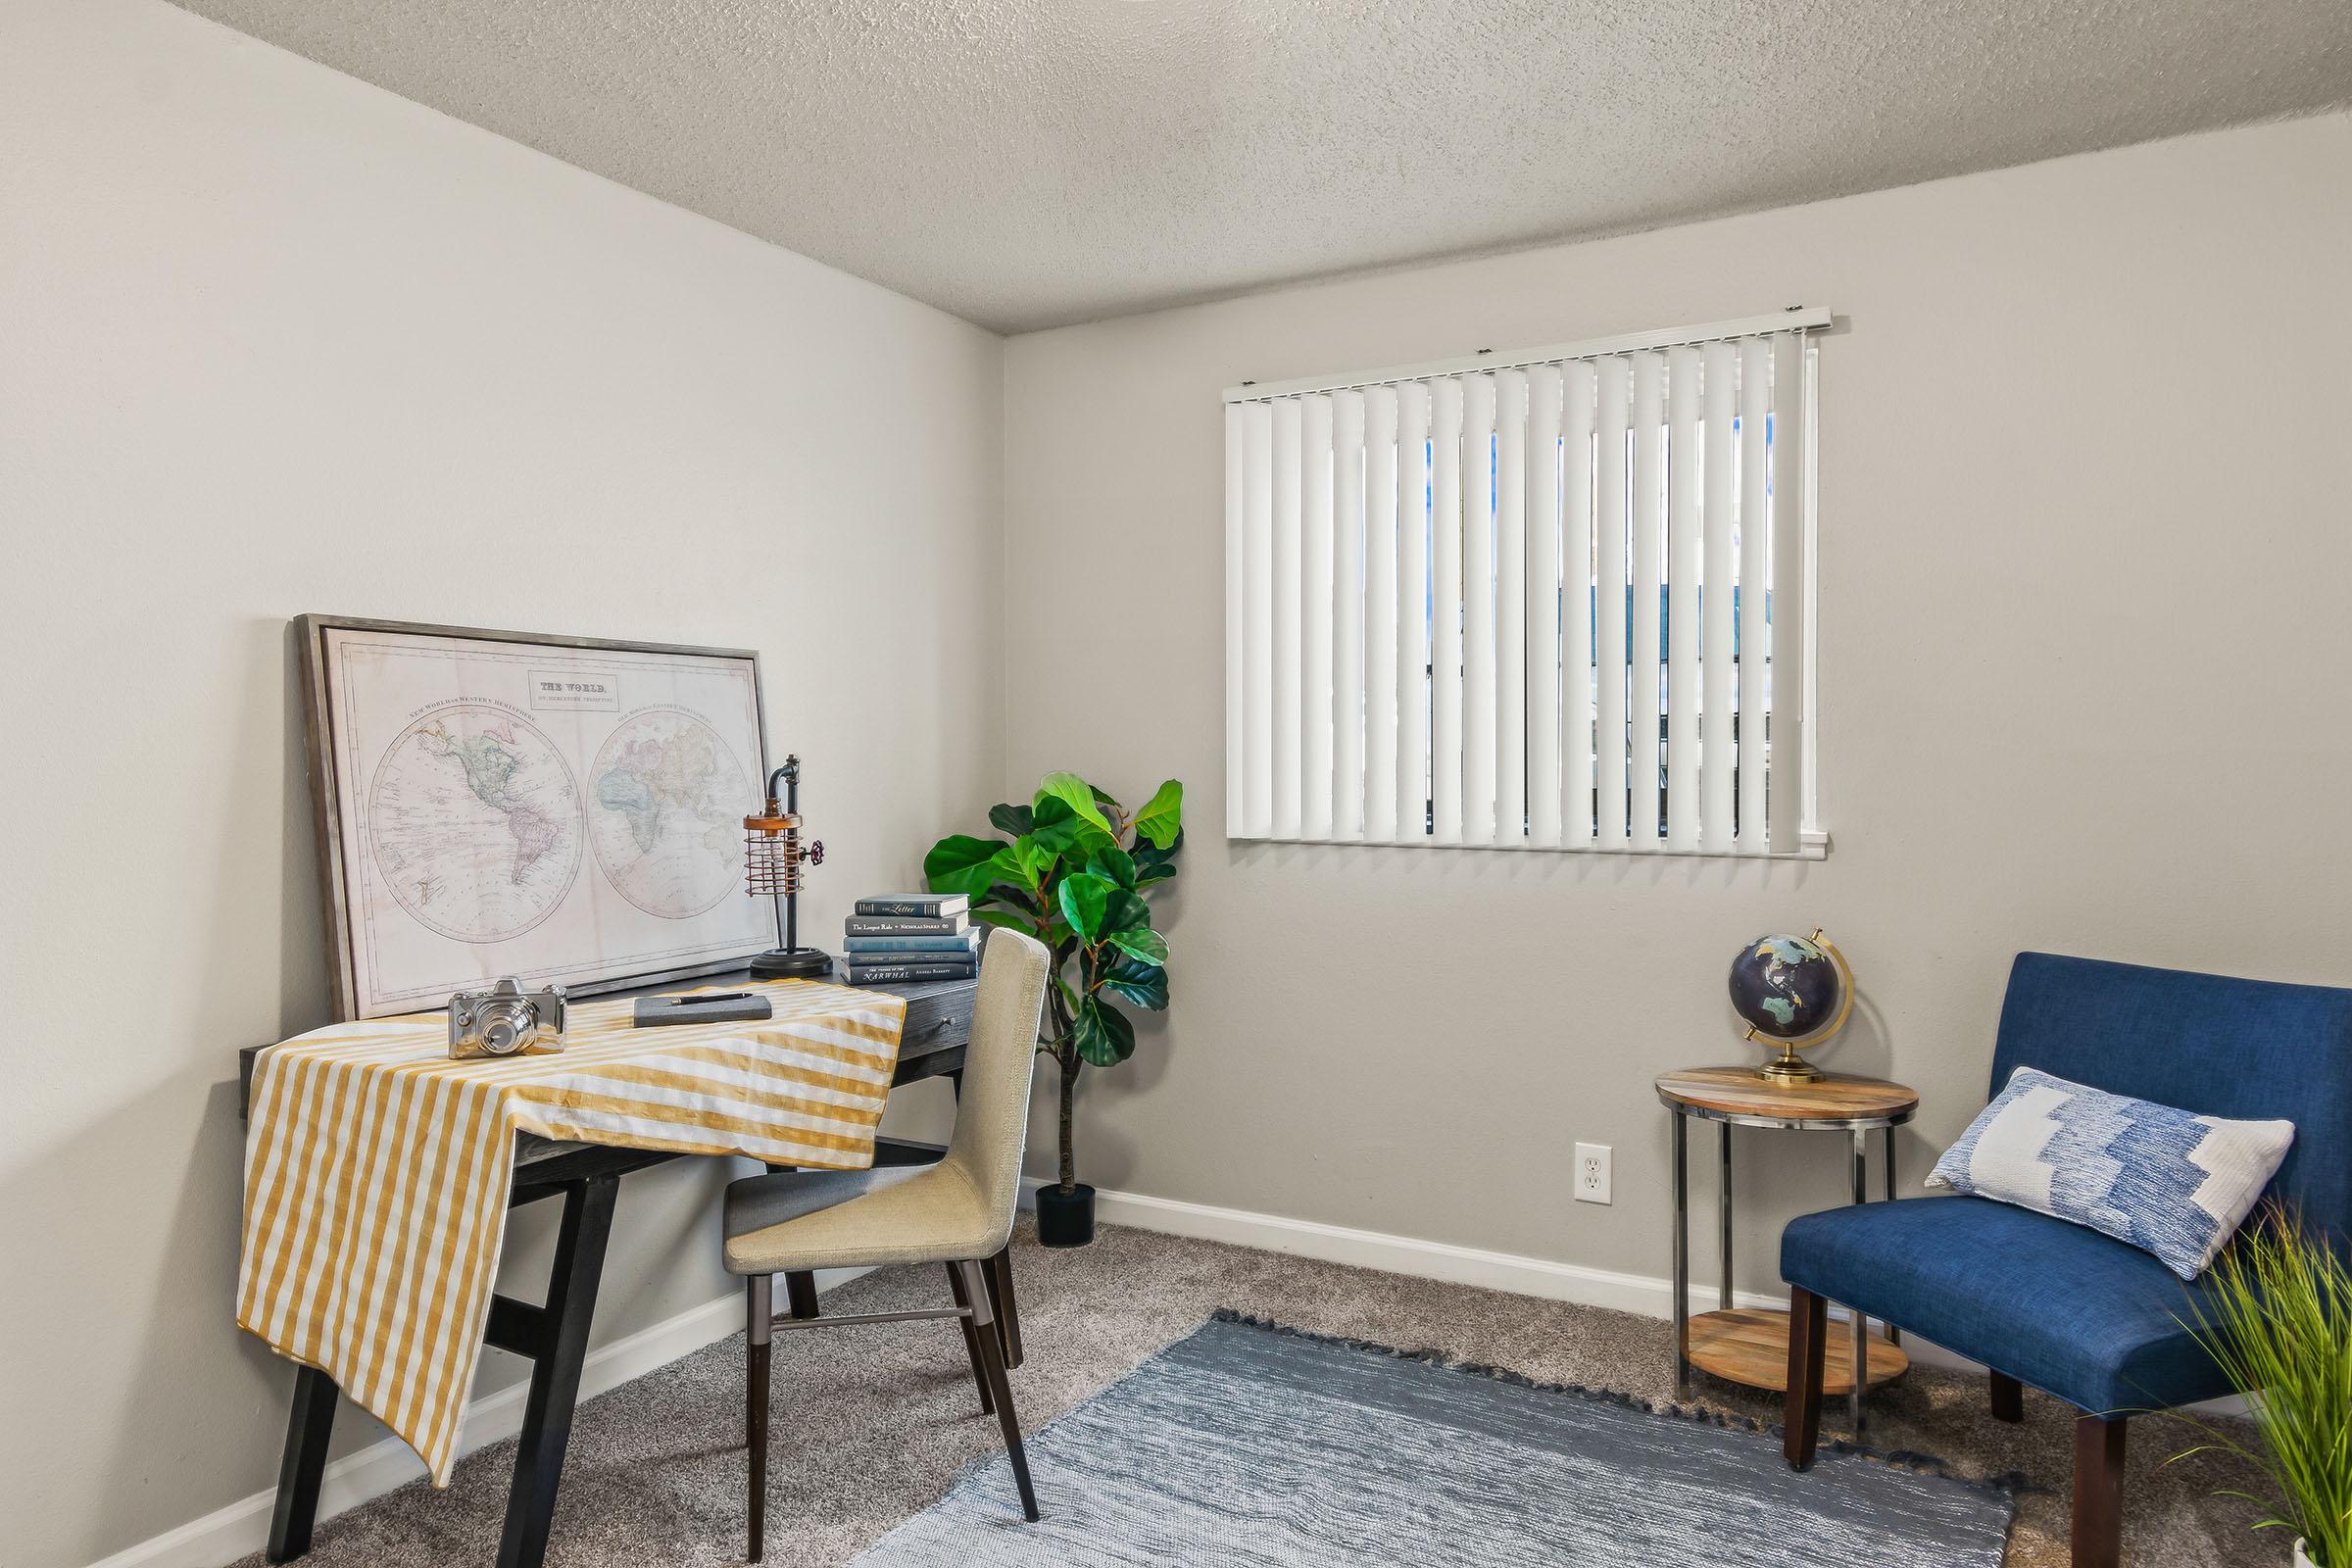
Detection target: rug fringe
<box><xmin>1206</xmin><ymin>1307</ymin><xmax>2034</xmax><ymax>1501</ymax></box>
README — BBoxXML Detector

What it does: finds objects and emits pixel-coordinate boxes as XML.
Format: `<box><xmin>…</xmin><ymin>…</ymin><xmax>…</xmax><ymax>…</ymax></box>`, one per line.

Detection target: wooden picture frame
<box><xmin>298</xmin><ymin>613</ymin><xmax>775</xmax><ymax>1020</ymax></box>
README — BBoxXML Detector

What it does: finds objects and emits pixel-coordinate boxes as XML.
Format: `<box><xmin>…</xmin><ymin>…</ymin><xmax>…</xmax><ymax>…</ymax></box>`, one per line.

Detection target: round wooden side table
<box><xmin>1654</xmin><ymin>1065</ymin><xmax>1919</xmax><ymax>1436</ymax></box>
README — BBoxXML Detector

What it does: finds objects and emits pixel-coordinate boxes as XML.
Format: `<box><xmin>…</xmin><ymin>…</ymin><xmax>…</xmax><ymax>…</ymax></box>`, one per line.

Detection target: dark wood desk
<box><xmin>237</xmin><ymin>968</ymin><xmax>980</xmax><ymax>1568</ymax></box>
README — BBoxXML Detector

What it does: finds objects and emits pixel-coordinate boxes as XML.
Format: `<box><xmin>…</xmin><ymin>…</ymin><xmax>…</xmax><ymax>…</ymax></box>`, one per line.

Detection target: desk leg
<box><xmin>1671</xmin><ymin>1112</ymin><xmax>1690</xmax><ymax>1398</ymax></box>
<box><xmin>266</xmin><ymin>1365</ymin><xmax>339</xmax><ymax>1562</ymax></box>
<box><xmin>1848</xmin><ymin>1129</ymin><xmax>1868</xmax><ymax>1440</ymax></box>
<box><xmin>495</xmin><ymin>1174</ymin><xmax>618</xmax><ymax>1568</ymax></box>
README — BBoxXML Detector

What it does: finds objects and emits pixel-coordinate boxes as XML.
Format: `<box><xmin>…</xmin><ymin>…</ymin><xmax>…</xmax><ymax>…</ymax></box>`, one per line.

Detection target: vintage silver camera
<box><xmin>447</xmin><ymin>976</ymin><xmax>567</xmax><ymax>1059</ymax></box>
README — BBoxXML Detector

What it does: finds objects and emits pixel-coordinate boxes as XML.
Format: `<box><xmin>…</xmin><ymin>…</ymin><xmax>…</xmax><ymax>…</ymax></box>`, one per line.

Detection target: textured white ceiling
<box><xmin>171</xmin><ymin>0</ymin><xmax>2352</xmax><ymax>333</ymax></box>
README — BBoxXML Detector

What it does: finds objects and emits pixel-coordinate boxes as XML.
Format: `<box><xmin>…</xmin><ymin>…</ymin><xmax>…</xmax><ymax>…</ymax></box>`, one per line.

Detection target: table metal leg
<box><xmin>495</xmin><ymin>1174</ymin><xmax>619</xmax><ymax>1568</ymax></box>
<box><xmin>1717</xmin><ymin>1121</ymin><xmax>1734</xmax><ymax>1313</ymax></box>
<box><xmin>266</xmin><ymin>1365</ymin><xmax>339</xmax><ymax>1561</ymax></box>
<box><xmin>1882</xmin><ymin>1125</ymin><xmax>1901</xmax><ymax>1348</ymax></box>
<box><xmin>1848</xmin><ymin>1128</ymin><xmax>1868</xmax><ymax>1438</ymax></box>
<box><xmin>1672</xmin><ymin>1111</ymin><xmax>1690</xmax><ymax>1398</ymax></box>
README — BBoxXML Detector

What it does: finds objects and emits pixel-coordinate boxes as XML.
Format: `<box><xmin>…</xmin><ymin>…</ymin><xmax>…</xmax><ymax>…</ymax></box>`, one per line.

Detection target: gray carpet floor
<box><xmin>236</xmin><ymin>1218</ymin><xmax>2273</xmax><ymax>1568</ymax></box>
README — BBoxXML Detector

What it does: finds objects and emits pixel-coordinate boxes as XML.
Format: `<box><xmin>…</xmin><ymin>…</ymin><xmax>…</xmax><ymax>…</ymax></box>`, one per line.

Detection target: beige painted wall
<box><xmin>0</xmin><ymin>3</ymin><xmax>996</xmax><ymax>1563</ymax></box>
<box><xmin>1002</xmin><ymin>111</ymin><xmax>2352</xmax><ymax>1296</ymax></box>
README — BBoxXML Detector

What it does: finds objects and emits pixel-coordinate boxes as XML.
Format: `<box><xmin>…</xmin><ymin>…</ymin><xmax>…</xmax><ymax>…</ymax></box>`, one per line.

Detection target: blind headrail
<box><xmin>1223</xmin><ymin>307</ymin><xmax>1834</xmax><ymax>404</ymax></box>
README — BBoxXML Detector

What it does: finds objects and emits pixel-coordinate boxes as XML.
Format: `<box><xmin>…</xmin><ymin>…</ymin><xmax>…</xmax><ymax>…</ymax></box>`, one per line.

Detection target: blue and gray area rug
<box><xmin>854</xmin><ymin>1311</ymin><xmax>2014</xmax><ymax>1566</ymax></box>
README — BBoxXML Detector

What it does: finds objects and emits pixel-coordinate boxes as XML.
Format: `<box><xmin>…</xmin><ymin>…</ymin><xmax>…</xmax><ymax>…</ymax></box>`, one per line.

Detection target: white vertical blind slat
<box><xmin>1430</xmin><ymin>376</ymin><xmax>1465</xmax><ymax>844</ymax></box>
<box><xmin>1462</xmin><ymin>374</ymin><xmax>1498</xmax><ymax>845</ymax></box>
<box><xmin>1562</xmin><ymin>362</ymin><xmax>1597</xmax><ymax>848</ymax></box>
<box><xmin>1629</xmin><ymin>351</ymin><xmax>1665</xmax><ymax>851</ymax></box>
<box><xmin>1364</xmin><ymin>387</ymin><xmax>1400</xmax><ymax>840</ymax></box>
<box><xmin>1272</xmin><ymin>396</ymin><xmax>1303</xmax><ymax>840</ymax></box>
<box><xmin>1301</xmin><ymin>394</ymin><xmax>1336</xmax><ymax>842</ymax></box>
<box><xmin>1699</xmin><ymin>342</ymin><xmax>1737</xmax><ymax>849</ymax></box>
<box><xmin>1525</xmin><ymin>367</ymin><xmax>1564</xmax><ymax>848</ymax></box>
<box><xmin>1225</xmin><ymin>403</ymin><xmax>1247</xmax><ymax>837</ymax></box>
<box><xmin>1334</xmin><ymin>389</ymin><xmax>1367</xmax><ymax>842</ymax></box>
<box><xmin>1495</xmin><ymin>369</ymin><xmax>1528</xmax><ymax>844</ymax></box>
<box><xmin>1766</xmin><ymin>333</ymin><xmax>1806</xmax><ymax>853</ymax></box>
<box><xmin>1594</xmin><ymin>356</ymin><xmax>1631</xmax><ymax>848</ymax></box>
<box><xmin>1665</xmin><ymin>347</ymin><xmax>1701</xmax><ymax>851</ymax></box>
<box><xmin>1398</xmin><ymin>381</ymin><xmax>1434</xmax><ymax>840</ymax></box>
<box><xmin>1242</xmin><ymin>401</ymin><xmax>1275</xmax><ymax>837</ymax></box>
<box><xmin>1736</xmin><ymin>340</ymin><xmax>1770</xmax><ymax>854</ymax></box>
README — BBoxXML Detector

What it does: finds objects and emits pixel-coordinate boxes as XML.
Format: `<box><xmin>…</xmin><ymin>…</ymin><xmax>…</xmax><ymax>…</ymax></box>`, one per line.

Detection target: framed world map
<box><xmin>300</xmin><ymin>614</ymin><xmax>775</xmax><ymax>1020</ymax></box>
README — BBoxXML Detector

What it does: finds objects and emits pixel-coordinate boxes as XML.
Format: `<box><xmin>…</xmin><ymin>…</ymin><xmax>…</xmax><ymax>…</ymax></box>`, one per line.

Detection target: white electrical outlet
<box><xmin>1574</xmin><ymin>1142</ymin><xmax>1612</xmax><ymax>1204</ymax></box>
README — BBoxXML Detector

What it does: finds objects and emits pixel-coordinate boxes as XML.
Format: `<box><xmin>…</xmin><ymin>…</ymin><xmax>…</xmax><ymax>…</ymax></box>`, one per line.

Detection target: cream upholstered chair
<box><xmin>723</xmin><ymin>927</ymin><xmax>1051</xmax><ymax>1560</ymax></box>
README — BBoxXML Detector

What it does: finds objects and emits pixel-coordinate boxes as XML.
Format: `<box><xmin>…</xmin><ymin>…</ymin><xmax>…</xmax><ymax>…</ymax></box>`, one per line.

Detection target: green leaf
<box><xmin>987</xmin><ymin>836</ymin><xmax>1055</xmax><ymax>895</ymax></box>
<box><xmin>1035</xmin><ymin>772</ymin><xmax>1113</xmax><ymax>838</ymax></box>
<box><xmin>1102</xmin><ymin>955</ymin><xmax>1168</xmax><ymax>1011</ymax></box>
<box><xmin>1026</xmin><ymin>794</ymin><xmax>1085</xmax><ymax>854</ymax></box>
<box><xmin>1057</xmin><ymin>871</ymin><xmax>1112</xmax><ymax>942</ymax></box>
<box><xmin>1132</xmin><ymin>827</ymin><xmax>1183</xmax><ymax>882</ymax></box>
<box><xmin>1100</xmin><ymin>887</ymin><xmax>1154</xmax><ymax>941</ymax></box>
<box><xmin>1073</xmin><ymin>997</ymin><xmax>1136</xmax><ymax>1066</ymax></box>
<box><xmin>1106</xmin><ymin>925</ymin><xmax>1169</xmax><ymax>965</ymax></box>
<box><xmin>970</xmin><ymin>907</ymin><xmax>1033</xmax><ymax>933</ymax></box>
<box><xmin>1086</xmin><ymin>844</ymin><xmax>1138</xmax><ymax>889</ymax></box>
<box><xmin>1133</xmin><ymin>779</ymin><xmax>1184</xmax><ymax>851</ymax></box>
<box><xmin>987</xmin><ymin>802</ymin><xmax>1034</xmax><ymax>838</ymax></box>
<box><xmin>984</xmin><ymin>882</ymin><xmax>1040</xmax><ymax>914</ymax></box>
<box><xmin>924</xmin><ymin>834</ymin><xmax>1005</xmax><ymax>898</ymax></box>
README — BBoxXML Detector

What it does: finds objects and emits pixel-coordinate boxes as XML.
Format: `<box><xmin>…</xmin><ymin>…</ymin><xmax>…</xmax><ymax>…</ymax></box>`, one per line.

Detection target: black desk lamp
<box><xmin>743</xmin><ymin>755</ymin><xmax>832</xmax><ymax>979</ymax></box>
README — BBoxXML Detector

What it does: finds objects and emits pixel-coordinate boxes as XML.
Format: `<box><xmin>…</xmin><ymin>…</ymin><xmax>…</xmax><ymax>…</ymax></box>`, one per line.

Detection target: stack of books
<box><xmin>840</xmin><ymin>893</ymin><xmax>979</xmax><ymax>984</ymax></box>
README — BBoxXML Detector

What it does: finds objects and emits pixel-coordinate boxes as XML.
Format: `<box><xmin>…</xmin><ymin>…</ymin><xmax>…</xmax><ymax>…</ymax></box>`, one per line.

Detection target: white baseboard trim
<box><xmin>87</xmin><ymin>1266</ymin><xmax>868</xmax><ymax>1568</ymax></box>
<box><xmin>1037</xmin><ymin>1179</ymin><xmax>1986</xmax><ymax>1373</ymax></box>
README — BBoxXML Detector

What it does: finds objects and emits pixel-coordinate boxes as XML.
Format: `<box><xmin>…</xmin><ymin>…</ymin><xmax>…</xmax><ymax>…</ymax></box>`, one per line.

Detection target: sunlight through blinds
<box><xmin>1224</xmin><ymin>310</ymin><xmax>1825</xmax><ymax>857</ymax></box>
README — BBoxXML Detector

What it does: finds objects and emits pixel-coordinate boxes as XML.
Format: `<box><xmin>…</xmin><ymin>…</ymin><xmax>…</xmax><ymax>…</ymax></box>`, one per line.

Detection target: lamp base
<box><xmin>749</xmin><ymin>947</ymin><xmax>833</xmax><ymax>980</ymax></box>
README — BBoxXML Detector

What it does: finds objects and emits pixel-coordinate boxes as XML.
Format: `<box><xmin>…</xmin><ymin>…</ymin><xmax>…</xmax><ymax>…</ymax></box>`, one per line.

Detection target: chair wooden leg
<box><xmin>784</xmin><ymin>1270</ymin><xmax>819</xmax><ymax>1321</ymax></box>
<box><xmin>746</xmin><ymin>1275</ymin><xmax>771</xmax><ymax>1564</ymax></box>
<box><xmin>956</xmin><ymin>1258</ymin><xmax>1040</xmax><ymax>1522</ymax></box>
<box><xmin>1784</xmin><ymin>1285</ymin><xmax>1828</xmax><ymax>1471</ymax></box>
<box><xmin>945</xmin><ymin>1262</ymin><xmax>995</xmax><ymax>1414</ymax></box>
<box><xmin>2072</xmin><ymin>1414</ymin><xmax>2127</xmax><ymax>1568</ymax></box>
<box><xmin>1990</xmin><ymin>1371</ymin><xmax>2025</xmax><ymax>1423</ymax></box>
<box><xmin>983</xmin><ymin>1246</ymin><xmax>1023</xmax><ymax>1369</ymax></box>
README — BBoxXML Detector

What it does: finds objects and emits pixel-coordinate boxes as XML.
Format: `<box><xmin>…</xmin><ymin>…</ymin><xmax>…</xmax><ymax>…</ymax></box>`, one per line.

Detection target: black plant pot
<box><xmin>1035</xmin><ymin>1182</ymin><xmax>1097</xmax><ymax>1249</ymax></box>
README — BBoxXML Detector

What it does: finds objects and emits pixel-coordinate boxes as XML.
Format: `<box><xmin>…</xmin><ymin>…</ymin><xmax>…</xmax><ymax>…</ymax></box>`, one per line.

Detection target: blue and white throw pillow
<box><xmin>1926</xmin><ymin>1066</ymin><xmax>2294</xmax><ymax>1280</ymax></box>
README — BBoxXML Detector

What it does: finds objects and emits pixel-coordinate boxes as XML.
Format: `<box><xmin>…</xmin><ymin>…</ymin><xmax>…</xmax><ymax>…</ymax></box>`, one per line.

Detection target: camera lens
<box><xmin>480</xmin><ymin>1000</ymin><xmax>530</xmax><ymax>1054</ymax></box>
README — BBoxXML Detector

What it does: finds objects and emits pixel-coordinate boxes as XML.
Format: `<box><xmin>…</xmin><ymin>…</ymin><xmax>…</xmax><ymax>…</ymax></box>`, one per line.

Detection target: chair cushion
<box><xmin>1781</xmin><ymin>1196</ymin><xmax>2228</xmax><ymax>1413</ymax></box>
<box><xmin>1927</xmin><ymin>1065</ymin><xmax>2294</xmax><ymax>1279</ymax></box>
<box><xmin>722</xmin><ymin>1160</ymin><xmax>1004</xmax><ymax>1276</ymax></box>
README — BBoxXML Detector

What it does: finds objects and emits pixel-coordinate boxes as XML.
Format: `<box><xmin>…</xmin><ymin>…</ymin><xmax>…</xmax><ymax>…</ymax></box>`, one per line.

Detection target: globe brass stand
<box><xmin>1742</xmin><ymin>928</ymin><xmax>1855</xmax><ymax>1085</ymax></box>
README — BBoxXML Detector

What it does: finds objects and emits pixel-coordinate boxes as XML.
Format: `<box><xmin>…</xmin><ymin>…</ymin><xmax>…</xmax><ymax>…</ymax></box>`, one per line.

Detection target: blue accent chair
<box><xmin>1779</xmin><ymin>953</ymin><xmax>2352</xmax><ymax>1568</ymax></box>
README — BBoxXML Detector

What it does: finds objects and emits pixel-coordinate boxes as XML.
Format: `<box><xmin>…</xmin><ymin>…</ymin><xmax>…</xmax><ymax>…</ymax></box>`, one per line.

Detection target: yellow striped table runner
<box><xmin>236</xmin><ymin>979</ymin><xmax>906</xmax><ymax>1485</ymax></box>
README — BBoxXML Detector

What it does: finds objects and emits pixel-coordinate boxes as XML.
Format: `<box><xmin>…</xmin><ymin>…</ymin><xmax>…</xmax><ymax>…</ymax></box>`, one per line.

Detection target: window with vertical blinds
<box><xmin>1223</xmin><ymin>309</ymin><xmax>1827</xmax><ymax>857</ymax></box>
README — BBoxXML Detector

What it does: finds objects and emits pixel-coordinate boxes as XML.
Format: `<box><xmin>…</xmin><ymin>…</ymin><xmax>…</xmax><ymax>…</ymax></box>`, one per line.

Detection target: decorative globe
<box><xmin>1728</xmin><ymin>931</ymin><xmax>1854</xmax><ymax>1082</ymax></box>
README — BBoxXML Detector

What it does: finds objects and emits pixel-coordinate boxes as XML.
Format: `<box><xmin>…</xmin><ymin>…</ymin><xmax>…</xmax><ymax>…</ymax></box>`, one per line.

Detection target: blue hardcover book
<box><xmin>854</xmin><ymin>893</ymin><xmax>968</xmax><ymax>918</ymax></box>
<box><xmin>843</xmin><ymin>959</ymin><xmax>978</xmax><ymax>984</ymax></box>
<box><xmin>843</xmin><ymin>912</ymin><xmax>969</xmax><ymax>936</ymax></box>
<box><xmin>843</xmin><ymin>931</ymin><xmax>981</xmax><ymax>956</ymax></box>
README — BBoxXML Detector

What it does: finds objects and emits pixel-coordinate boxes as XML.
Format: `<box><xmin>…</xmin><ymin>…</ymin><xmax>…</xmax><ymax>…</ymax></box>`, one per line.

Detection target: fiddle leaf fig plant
<box><xmin>924</xmin><ymin>772</ymin><xmax>1183</xmax><ymax>1197</ymax></box>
